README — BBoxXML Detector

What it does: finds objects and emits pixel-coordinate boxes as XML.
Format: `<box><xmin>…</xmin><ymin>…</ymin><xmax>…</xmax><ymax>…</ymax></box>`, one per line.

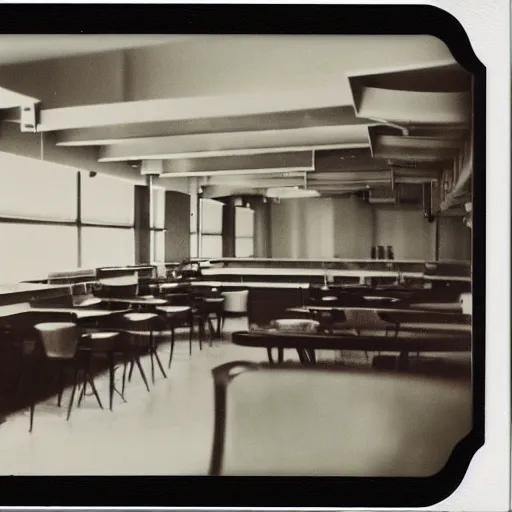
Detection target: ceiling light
<box><xmin>266</xmin><ymin>187</ymin><xmax>320</xmax><ymax>199</ymax></box>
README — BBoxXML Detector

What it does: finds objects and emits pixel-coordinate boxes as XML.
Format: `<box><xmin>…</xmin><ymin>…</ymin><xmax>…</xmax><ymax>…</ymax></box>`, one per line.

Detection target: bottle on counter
<box><xmin>377</xmin><ymin>245</ymin><xmax>385</xmax><ymax>260</ymax></box>
<box><xmin>371</xmin><ymin>246</ymin><xmax>377</xmax><ymax>259</ymax></box>
<box><xmin>386</xmin><ymin>245</ymin><xmax>394</xmax><ymax>260</ymax></box>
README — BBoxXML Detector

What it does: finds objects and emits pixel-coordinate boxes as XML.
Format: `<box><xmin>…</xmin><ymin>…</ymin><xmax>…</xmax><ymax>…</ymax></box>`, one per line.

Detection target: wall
<box><xmin>438</xmin><ymin>216</ymin><xmax>471</xmax><ymax>261</ymax></box>
<box><xmin>270</xmin><ymin>198</ymin><xmax>335</xmax><ymax>259</ymax></box>
<box><xmin>165</xmin><ymin>191</ymin><xmax>190</xmax><ymax>261</ymax></box>
<box><xmin>374</xmin><ymin>207</ymin><xmax>436</xmax><ymax>260</ymax></box>
<box><xmin>250</xmin><ymin>199</ymin><xmax>271</xmax><ymax>258</ymax></box>
<box><xmin>333</xmin><ymin>197</ymin><xmax>374</xmax><ymax>259</ymax></box>
<box><xmin>268</xmin><ymin>196</ymin><xmax>471</xmax><ymax>261</ymax></box>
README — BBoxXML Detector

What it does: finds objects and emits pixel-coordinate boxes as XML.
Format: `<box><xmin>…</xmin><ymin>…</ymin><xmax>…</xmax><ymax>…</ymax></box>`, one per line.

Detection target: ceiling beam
<box><xmin>98</xmin><ymin>126</ymin><xmax>370</xmax><ymax>162</ymax></box>
<box><xmin>0</xmin><ymin>86</ymin><xmax>39</xmax><ymax>109</ymax></box>
<box><xmin>161</xmin><ymin>168</ymin><xmax>311</xmax><ymax>179</ymax></box>
<box><xmin>355</xmin><ymin>87</ymin><xmax>471</xmax><ymax>125</ymax></box>
<box><xmin>159</xmin><ymin>151</ymin><xmax>314</xmax><ymax>175</ymax></box>
<box><xmin>55</xmin><ymin>106</ymin><xmax>369</xmax><ymax>146</ymax></box>
<box><xmin>99</xmin><ymin>143</ymin><xmax>369</xmax><ymax>163</ymax></box>
<box><xmin>35</xmin><ymin>87</ymin><xmax>353</xmax><ymax>132</ymax></box>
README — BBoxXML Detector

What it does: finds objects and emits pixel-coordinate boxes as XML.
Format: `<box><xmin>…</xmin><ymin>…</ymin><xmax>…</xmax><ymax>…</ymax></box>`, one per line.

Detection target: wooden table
<box><xmin>232</xmin><ymin>330</ymin><xmax>471</xmax><ymax>369</ymax></box>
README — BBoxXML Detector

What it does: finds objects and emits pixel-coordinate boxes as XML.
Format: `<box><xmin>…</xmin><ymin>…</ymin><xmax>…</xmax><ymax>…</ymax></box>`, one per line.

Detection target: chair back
<box><xmin>97</xmin><ymin>276</ymin><xmax>139</xmax><ymax>298</ymax></box>
<box><xmin>210</xmin><ymin>362</ymin><xmax>472</xmax><ymax>476</ymax></box>
<box><xmin>222</xmin><ymin>290</ymin><xmax>249</xmax><ymax>313</ymax></box>
<box><xmin>34</xmin><ymin>322</ymin><xmax>79</xmax><ymax>359</ymax></box>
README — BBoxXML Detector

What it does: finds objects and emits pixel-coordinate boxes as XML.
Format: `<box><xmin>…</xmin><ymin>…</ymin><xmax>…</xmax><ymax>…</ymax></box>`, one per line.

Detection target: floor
<box><xmin>0</xmin><ymin>317</ymin><xmax>297</xmax><ymax>475</ymax></box>
<box><xmin>0</xmin><ymin>317</ymin><xmax>470</xmax><ymax>475</ymax></box>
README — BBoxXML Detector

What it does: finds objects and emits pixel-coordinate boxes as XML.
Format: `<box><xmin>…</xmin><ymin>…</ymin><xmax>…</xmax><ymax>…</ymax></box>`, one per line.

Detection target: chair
<box><xmin>156</xmin><ymin>305</ymin><xmax>192</xmax><ymax>368</ymax></box>
<box><xmin>78</xmin><ymin>331</ymin><xmax>124</xmax><ymax>411</ymax></box>
<box><xmin>222</xmin><ymin>290</ymin><xmax>249</xmax><ymax>315</ymax></box>
<box><xmin>13</xmin><ymin>311</ymin><xmax>78</xmax><ymax>414</ymax></box>
<box><xmin>190</xmin><ymin>287</ymin><xmax>225</xmax><ymax>347</ymax></box>
<box><xmin>209</xmin><ymin>361</ymin><xmax>472</xmax><ymax>476</ymax></box>
<box><xmin>163</xmin><ymin>292</ymin><xmax>196</xmax><ymax>355</ymax></box>
<box><xmin>122</xmin><ymin>312</ymin><xmax>168</xmax><ymax>390</ymax></box>
<box><xmin>29</xmin><ymin>322</ymin><xmax>83</xmax><ymax>432</ymax></box>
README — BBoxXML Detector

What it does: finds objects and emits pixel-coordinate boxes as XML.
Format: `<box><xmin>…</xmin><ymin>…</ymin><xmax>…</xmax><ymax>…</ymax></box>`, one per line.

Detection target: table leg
<box><xmin>397</xmin><ymin>351</ymin><xmax>409</xmax><ymax>371</ymax></box>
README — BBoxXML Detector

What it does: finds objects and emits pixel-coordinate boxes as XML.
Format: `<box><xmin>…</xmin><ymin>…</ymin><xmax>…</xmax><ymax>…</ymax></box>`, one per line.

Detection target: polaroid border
<box><xmin>0</xmin><ymin>3</ymin><xmax>485</xmax><ymax>509</ymax></box>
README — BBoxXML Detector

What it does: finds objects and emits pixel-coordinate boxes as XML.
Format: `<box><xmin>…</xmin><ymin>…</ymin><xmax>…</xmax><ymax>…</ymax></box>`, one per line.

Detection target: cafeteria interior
<box><xmin>0</xmin><ymin>34</ymin><xmax>473</xmax><ymax>476</ymax></box>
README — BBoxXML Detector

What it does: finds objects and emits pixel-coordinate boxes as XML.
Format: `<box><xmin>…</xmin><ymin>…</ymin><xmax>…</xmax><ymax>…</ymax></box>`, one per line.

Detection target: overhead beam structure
<box><xmin>35</xmin><ymin>87</ymin><xmax>354</xmax><ymax>133</ymax></box>
<box><xmin>55</xmin><ymin>106</ymin><xmax>369</xmax><ymax>146</ymax></box>
<box><xmin>98</xmin><ymin>125</ymin><xmax>370</xmax><ymax>162</ymax></box>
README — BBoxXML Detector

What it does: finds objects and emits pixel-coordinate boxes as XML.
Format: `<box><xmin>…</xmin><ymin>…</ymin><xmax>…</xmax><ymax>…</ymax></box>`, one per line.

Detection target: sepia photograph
<box><xmin>0</xmin><ymin>2</ymin><xmax>493</xmax><ymax>506</ymax></box>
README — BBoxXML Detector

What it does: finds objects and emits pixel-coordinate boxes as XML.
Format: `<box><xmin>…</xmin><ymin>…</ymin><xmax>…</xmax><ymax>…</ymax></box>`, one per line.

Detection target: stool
<box><xmin>196</xmin><ymin>297</ymin><xmax>225</xmax><ymax>345</ymax></box>
<box><xmin>79</xmin><ymin>331</ymin><xmax>123</xmax><ymax>411</ymax></box>
<box><xmin>123</xmin><ymin>313</ymin><xmax>167</xmax><ymax>389</ymax></box>
<box><xmin>156</xmin><ymin>306</ymin><xmax>192</xmax><ymax>368</ymax></box>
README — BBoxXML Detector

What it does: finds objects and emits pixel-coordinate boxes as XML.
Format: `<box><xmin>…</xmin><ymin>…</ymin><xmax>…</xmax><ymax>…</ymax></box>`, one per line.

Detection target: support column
<box><xmin>147</xmin><ymin>175</ymin><xmax>155</xmax><ymax>262</ymax></box>
<box><xmin>188</xmin><ymin>178</ymin><xmax>201</xmax><ymax>258</ymax></box>
<box><xmin>135</xmin><ymin>185</ymin><xmax>150</xmax><ymax>264</ymax></box>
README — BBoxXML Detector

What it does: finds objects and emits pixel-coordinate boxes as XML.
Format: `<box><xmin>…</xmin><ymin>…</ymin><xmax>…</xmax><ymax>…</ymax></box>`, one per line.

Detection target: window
<box><xmin>81</xmin><ymin>227</ymin><xmax>135</xmax><ymax>268</ymax></box>
<box><xmin>201</xmin><ymin>235</ymin><xmax>223</xmax><ymax>258</ymax></box>
<box><xmin>81</xmin><ymin>172</ymin><xmax>134</xmax><ymax>226</ymax></box>
<box><xmin>235</xmin><ymin>207</ymin><xmax>255</xmax><ymax>257</ymax></box>
<box><xmin>0</xmin><ymin>153</ymin><xmax>77</xmax><ymax>221</ymax></box>
<box><xmin>190</xmin><ymin>198</ymin><xmax>224</xmax><ymax>258</ymax></box>
<box><xmin>0</xmin><ymin>223</ymin><xmax>78</xmax><ymax>282</ymax></box>
<box><xmin>235</xmin><ymin>237</ymin><xmax>254</xmax><ymax>258</ymax></box>
<box><xmin>201</xmin><ymin>199</ymin><xmax>223</xmax><ymax>234</ymax></box>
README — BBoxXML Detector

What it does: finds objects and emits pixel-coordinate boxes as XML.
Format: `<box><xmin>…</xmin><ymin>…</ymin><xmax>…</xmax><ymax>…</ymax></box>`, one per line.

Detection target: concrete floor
<box><xmin>0</xmin><ymin>317</ymin><xmax>470</xmax><ymax>475</ymax></box>
<box><xmin>0</xmin><ymin>317</ymin><xmax>271</xmax><ymax>475</ymax></box>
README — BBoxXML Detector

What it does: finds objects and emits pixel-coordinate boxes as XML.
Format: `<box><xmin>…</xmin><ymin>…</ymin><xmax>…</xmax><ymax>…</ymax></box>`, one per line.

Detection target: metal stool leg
<box><xmin>135</xmin><ymin>357</ymin><xmax>150</xmax><ymax>392</ymax></box>
<box><xmin>66</xmin><ymin>362</ymin><xmax>80</xmax><ymax>421</ymax></box>
<box><xmin>168</xmin><ymin>320</ymin><xmax>175</xmax><ymax>369</ymax></box>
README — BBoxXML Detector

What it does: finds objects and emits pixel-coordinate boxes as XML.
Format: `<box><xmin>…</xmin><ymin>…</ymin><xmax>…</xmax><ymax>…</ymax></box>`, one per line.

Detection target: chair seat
<box><xmin>74</xmin><ymin>297</ymin><xmax>103</xmax><ymax>308</ymax></box>
<box><xmin>156</xmin><ymin>306</ymin><xmax>190</xmax><ymax>315</ymax></box>
<box><xmin>34</xmin><ymin>322</ymin><xmax>76</xmax><ymax>331</ymax></box>
<box><xmin>124</xmin><ymin>313</ymin><xmax>158</xmax><ymax>322</ymax></box>
<box><xmin>203</xmin><ymin>298</ymin><xmax>225</xmax><ymax>304</ymax></box>
<box><xmin>88</xmin><ymin>331</ymin><xmax>119</xmax><ymax>340</ymax></box>
<box><xmin>81</xmin><ymin>331</ymin><xmax>120</xmax><ymax>351</ymax></box>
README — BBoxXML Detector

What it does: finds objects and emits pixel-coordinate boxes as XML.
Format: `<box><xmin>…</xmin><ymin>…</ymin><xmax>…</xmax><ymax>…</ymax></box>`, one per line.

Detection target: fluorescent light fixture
<box><xmin>266</xmin><ymin>187</ymin><xmax>320</xmax><ymax>199</ymax></box>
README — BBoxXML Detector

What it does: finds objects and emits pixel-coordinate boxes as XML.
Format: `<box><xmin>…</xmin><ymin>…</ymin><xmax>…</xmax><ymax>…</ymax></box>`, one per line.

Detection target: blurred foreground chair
<box><xmin>209</xmin><ymin>362</ymin><xmax>471</xmax><ymax>476</ymax></box>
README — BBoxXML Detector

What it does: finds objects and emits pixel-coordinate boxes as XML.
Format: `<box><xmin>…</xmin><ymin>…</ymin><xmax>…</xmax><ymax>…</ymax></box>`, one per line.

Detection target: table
<box><xmin>232</xmin><ymin>330</ymin><xmax>471</xmax><ymax>369</ymax></box>
<box><xmin>286</xmin><ymin>306</ymin><xmax>471</xmax><ymax>334</ymax></box>
<box><xmin>99</xmin><ymin>297</ymin><xmax>168</xmax><ymax>306</ymax></box>
<box><xmin>0</xmin><ymin>303</ymin><xmax>131</xmax><ymax>321</ymax></box>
